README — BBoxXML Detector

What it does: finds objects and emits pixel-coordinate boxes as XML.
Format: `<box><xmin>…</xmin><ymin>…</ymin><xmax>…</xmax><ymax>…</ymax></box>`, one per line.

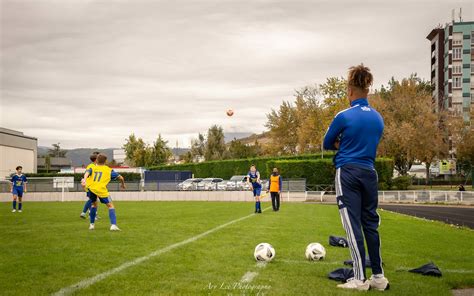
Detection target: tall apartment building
<box><xmin>427</xmin><ymin>20</ymin><xmax>474</xmax><ymax>123</ymax></box>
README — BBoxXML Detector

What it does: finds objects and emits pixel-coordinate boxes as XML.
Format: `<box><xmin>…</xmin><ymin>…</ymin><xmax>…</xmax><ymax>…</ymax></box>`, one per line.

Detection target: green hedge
<box><xmin>266</xmin><ymin>159</ymin><xmax>335</xmax><ymax>184</ymax></box>
<box><xmin>23</xmin><ymin>172</ymin><xmax>142</xmax><ymax>182</ymax></box>
<box><xmin>149</xmin><ymin>153</ymin><xmax>334</xmax><ymax>179</ymax></box>
<box><xmin>150</xmin><ymin>154</ymin><xmax>394</xmax><ymax>185</ymax></box>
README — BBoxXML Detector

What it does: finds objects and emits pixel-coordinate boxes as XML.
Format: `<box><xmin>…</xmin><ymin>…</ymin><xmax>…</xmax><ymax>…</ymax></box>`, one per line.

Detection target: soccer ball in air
<box><xmin>226</xmin><ymin>109</ymin><xmax>234</xmax><ymax>117</ymax></box>
<box><xmin>305</xmin><ymin>243</ymin><xmax>326</xmax><ymax>261</ymax></box>
<box><xmin>254</xmin><ymin>243</ymin><xmax>275</xmax><ymax>262</ymax></box>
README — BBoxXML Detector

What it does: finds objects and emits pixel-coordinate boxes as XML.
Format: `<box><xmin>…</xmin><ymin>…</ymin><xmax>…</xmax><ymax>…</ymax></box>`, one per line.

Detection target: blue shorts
<box><xmin>12</xmin><ymin>187</ymin><xmax>23</xmax><ymax>197</ymax></box>
<box><xmin>88</xmin><ymin>191</ymin><xmax>111</xmax><ymax>204</ymax></box>
<box><xmin>252</xmin><ymin>187</ymin><xmax>262</xmax><ymax>197</ymax></box>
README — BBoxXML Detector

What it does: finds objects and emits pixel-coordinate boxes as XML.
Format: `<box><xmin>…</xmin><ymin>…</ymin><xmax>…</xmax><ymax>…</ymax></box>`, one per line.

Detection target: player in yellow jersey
<box><xmin>80</xmin><ymin>152</ymin><xmax>99</xmax><ymax>219</ymax></box>
<box><xmin>82</xmin><ymin>153</ymin><xmax>125</xmax><ymax>231</ymax></box>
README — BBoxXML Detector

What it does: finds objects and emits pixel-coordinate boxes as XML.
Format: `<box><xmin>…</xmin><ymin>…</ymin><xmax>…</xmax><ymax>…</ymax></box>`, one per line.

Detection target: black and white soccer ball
<box><xmin>305</xmin><ymin>243</ymin><xmax>326</xmax><ymax>261</ymax></box>
<box><xmin>254</xmin><ymin>243</ymin><xmax>275</xmax><ymax>262</ymax></box>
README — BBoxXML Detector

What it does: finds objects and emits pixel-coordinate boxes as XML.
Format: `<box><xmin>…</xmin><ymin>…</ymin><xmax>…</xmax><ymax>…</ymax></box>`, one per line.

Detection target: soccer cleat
<box><xmin>12</xmin><ymin>209</ymin><xmax>16</xmax><ymax>213</ymax></box>
<box><xmin>80</xmin><ymin>212</ymin><xmax>87</xmax><ymax>219</ymax></box>
<box><xmin>337</xmin><ymin>278</ymin><xmax>370</xmax><ymax>291</ymax></box>
<box><xmin>18</xmin><ymin>210</ymin><xmax>22</xmax><ymax>213</ymax></box>
<box><xmin>257</xmin><ymin>209</ymin><xmax>262</xmax><ymax>213</ymax></box>
<box><xmin>89</xmin><ymin>224</ymin><xmax>95</xmax><ymax>230</ymax></box>
<box><xmin>369</xmin><ymin>274</ymin><xmax>390</xmax><ymax>291</ymax></box>
<box><xmin>110</xmin><ymin>225</ymin><xmax>121</xmax><ymax>231</ymax></box>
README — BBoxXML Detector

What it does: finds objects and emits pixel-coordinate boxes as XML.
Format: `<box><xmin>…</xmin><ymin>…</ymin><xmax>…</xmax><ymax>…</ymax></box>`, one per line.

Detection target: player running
<box><xmin>10</xmin><ymin>166</ymin><xmax>27</xmax><ymax>213</ymax></box>
<box><xmin>82</xmin><ymin>153</ymin><xmax>125</xmax><ymax>231</ymax></box>
<box><xmin>80</xmin><ymin>152</ymin><xmax>100</xmax><ymax>219</ymax></box>
<box><xmin>247</xmin><ymin>164</ymin><xmax>262</xmax><ymax>214</ymax></box>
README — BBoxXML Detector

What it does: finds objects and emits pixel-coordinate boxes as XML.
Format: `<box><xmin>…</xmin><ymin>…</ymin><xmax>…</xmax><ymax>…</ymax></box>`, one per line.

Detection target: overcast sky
<box><xmin>1</xmin><ymin>0</ymin><xmax>473</xmax><ymax>149</ymax></box>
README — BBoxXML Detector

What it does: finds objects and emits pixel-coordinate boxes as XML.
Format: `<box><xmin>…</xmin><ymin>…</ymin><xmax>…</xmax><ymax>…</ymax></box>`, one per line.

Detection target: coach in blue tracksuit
<box><xmin>323</xmin><ymin>64</ymin><xmax>388</xmax><ymax>291</ymax></box>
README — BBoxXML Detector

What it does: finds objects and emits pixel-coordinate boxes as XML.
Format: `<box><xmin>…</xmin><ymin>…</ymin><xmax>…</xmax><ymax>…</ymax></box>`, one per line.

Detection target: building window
<box><xmin>453</xmin><ymin>48</ymin><xmax>462</xmax><ymax>60</ymax></box>
<box><xmin>453</xmin><ymin>76</ymin><xmax>461</xmax><ymax>88</ymax></box>
<box><xmin>453</xmin><ymin>65</ymin><xmax>462</xmax><ymax>74</ymax></box>
<box><xmin>472</xmin><ymin>31</ymin><xmax>474</xmax><ymax>44</ymax></box>
<box><xmin>472</xmin><ymin>63</ymin><xmax>474</xmax><ymax>74</ymax></box>
<box><xmin>453</xmin><ymin>39</ymin><xmax>462</xmax><ymax>46</ymax></box>
<box><xmin>471</xmin><ymin>94</ymin><xmax>474</xmax><ymax>104</ymax></box>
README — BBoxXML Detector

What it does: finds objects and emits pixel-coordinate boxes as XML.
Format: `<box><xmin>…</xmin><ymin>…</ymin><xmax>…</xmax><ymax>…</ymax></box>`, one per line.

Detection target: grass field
<box><xmin>0</xmin><ymin>201</ymin><xmax>473</xmax><ymax>296</ymax></box>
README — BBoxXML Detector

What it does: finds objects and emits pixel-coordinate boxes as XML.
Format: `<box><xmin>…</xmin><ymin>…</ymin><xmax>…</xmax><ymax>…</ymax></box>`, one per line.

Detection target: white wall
<box><xmin>0</xmin><ymin>145</ymin><xmax>35</xmax><ymax>178</ymax></box>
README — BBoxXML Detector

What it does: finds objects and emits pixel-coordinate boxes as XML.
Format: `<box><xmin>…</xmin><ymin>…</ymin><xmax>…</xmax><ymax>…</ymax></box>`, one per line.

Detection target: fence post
<box><xmin>287</xmin><ymin>191</ymin><xmax>290</xmax><ymax>202</ymax></box>
<box><xmin>460</xmin><ymin>191</ymin><xmax>463</xmax><ymax>202</ymax></box>
<box><xmin>382</xmin><ymin>191</ymin><xmax>385</xmax><ymax>202</ymax></box>
<box><xmin>397</xmin><ymin>191</ymin><xmax>400</xmax><ymax>202</ymax></box>
<box><xmin>445</xmin><ymin>192</ymin><xmax>448</xmax><ymax>202</ymax></box>
<box><xmin>429</xmin><ymin>191</ymin><xmax>432</xmax><ymax>202</ymax></box>
<box><xmin>413</xmin><ymin>191</ymin><xmax>416</xmax><ymax>202</ymax></box>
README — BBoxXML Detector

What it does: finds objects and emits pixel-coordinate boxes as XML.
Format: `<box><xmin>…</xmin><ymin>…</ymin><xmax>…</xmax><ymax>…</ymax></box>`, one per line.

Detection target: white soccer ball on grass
<box><xmin>254</xmin><ymin>243</ymin><xmax>275</xmax><ymax>262</ymax></box>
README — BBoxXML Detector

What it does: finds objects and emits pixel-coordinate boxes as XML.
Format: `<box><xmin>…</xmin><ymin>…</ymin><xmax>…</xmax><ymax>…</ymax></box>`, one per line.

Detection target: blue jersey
<box><xmin>11</xmin><ymin>174</ymin><xmax>27</xmax><ymax>188</ymax></box>
<box><xmin>248</xmin><ymin>171</ymin><xmax>261</xmax><ymax>188</ymax></box>
<box><xmin>323</xmin><ymin>98</ymin><xmax>384</xmax><ymax>169</ymax></box>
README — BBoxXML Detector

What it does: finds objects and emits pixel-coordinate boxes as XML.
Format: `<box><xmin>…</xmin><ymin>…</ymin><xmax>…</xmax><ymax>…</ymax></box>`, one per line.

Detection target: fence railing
<box><xmin>303</xmin><ymin>190</ymin><xmax>474</xmax><ymax>204</ymax></box>
<box><xmin>0</xmin><ymin>179</ymin><xmax>307</xmax><ymax>193</ymax></box>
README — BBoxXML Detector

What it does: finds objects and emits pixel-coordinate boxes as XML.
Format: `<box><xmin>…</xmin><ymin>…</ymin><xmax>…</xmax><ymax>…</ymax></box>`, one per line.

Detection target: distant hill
<box><xmin>38</xmin><ymin>147</ymin><xmax>115</xmax><ymax>167</ymax></box>
<box><xmin>224</xmin><ymin>132</ymin><xmax>254</xmax><ymax>143</ymax></box>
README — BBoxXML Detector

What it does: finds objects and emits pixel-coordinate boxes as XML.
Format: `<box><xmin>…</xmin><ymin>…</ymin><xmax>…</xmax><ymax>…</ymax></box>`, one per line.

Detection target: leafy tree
<box><xmin>372</xmin><ymin>75</ymin><xmax>446</xmax><ymax>181</ymax></box>
<box><xmin>265</xmin><ymin>101</ymin><xmax>299</xmax><ymax>154</ymax></box>
<box><xmin>266</xmin><ymin>77</ymin><xmax>348</xmax><ymax>155</ymax></box>
<box><xmin>123</xmin><ymin>134</ymin><xmax>146</xmax><ymax>167</ymax></box>
<box><xmin>48</xmin><ymin>143</ymin><xmax>67</xmax><ymax>157</ymax></box>
<box><xmin>228</xmin><ymin>139</ymin><xmax>258</xmax><ymax>159</ymax></box>
<box><xmin>189</xmin><ymin>133</ymin><xmax>206</xmax><ymax>162</ymax></box>
<box><xmin>204</xmin><ymin>125</ymin><xmax>226</xmax><ymax>161</ymax></box>
<box><xmin>123</xmin><ymin>133</ymin><xmax>172</xmax><ymax>167</ymax></box>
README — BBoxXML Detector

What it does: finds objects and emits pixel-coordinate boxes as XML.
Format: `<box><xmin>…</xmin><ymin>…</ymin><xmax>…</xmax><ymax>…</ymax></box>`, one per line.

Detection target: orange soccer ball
<box><xmin>226</xmin><ymin>109</ymin><xmax>234</xmax><ymax>117</ymax></box>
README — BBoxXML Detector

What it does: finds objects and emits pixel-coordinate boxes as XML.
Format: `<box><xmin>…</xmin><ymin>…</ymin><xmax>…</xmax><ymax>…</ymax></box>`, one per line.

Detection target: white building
<box><xmin>113</xmin><ymin>149</ymin><xmax>126</xmax><ymax>164</ymax></box>
<box><xmin>0</xmin><ymin>128</ymin><xmax>38</xmax><ymax>178</ymax></box>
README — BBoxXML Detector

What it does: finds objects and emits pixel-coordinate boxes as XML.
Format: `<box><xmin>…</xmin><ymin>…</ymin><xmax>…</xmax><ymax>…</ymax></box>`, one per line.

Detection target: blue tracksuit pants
<box><xmin>335</xmin><ymin>164</ymin><xmax>384</xmax><ymax>280</ymax></box>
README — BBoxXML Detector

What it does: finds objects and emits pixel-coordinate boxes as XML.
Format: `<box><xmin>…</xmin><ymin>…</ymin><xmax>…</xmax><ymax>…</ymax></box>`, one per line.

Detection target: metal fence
<box><xmin>0</xmin><ymin>178</ymin><xmax>307</xmax><ymax>193</ymax></box>
<box><xmin>304</xmin><ymin>190</ymin><xmax>474</xmax><ymax>204</ymax></box>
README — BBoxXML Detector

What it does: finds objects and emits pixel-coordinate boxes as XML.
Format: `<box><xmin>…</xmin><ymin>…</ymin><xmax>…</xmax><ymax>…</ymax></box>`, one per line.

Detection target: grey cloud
<box><xmin>1</xmin><ymin>0</ymin><xmax>473</xmax><ymax>148</ymax></box>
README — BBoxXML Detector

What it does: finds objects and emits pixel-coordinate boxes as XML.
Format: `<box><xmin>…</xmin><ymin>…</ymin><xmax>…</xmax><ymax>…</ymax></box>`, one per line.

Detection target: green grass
<box><xmin>0</xmin><ymin>201</ymin><xmax>473</xmax><ymax>295</ymax></box>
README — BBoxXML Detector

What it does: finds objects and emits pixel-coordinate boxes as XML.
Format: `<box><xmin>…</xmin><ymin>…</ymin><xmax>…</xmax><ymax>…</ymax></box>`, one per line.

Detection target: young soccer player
<box><xmin>82</xmin><ymin>153</ymin><xmax>125</xmax><ymax>231</ymax></box>
<box><xmin>10</xmin><ymin>166</ymin><xmax>27</xmax><ymax>213</ymax></box>
<box><xmin>267</xmin><ymin>167</ymin><xmax>282</xmax><ymax>211</ymax></box>
<box><xmin>80</xmin><ymin>152</ymin><xmax>100</xmax><ymax>219</ymax></box>
<box><xmin>247</xmin><ymin>164</ymin><xmax>262</xmax><ymax>214</ymax></box>
<box><xmin>323</xmin><ymin>64</ymin><xmax>388</xmax><ymax>291</ymax></box>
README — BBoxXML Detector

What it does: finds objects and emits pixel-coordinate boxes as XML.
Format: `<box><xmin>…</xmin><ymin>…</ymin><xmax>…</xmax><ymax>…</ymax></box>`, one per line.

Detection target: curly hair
<box><xmin>348</xmin><ymin>64</ymin><xmax>373</xmax><ymax>91</ymax></box>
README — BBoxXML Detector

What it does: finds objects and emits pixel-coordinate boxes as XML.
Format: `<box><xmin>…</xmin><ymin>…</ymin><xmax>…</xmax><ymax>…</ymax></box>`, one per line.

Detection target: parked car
<box><xmin>196</xmin><ymin>178</ymin><xmax>223</xmax><ymax>191</ymax></box>
<box><xmin>226</xmin><ymin>175</ymin><xmax>249</xmax><ymax>191</ymax></box>
<box><xmin>177</xmin><ymin>178</ymin><xmax>202</xmax><ymax>191</ymax></box>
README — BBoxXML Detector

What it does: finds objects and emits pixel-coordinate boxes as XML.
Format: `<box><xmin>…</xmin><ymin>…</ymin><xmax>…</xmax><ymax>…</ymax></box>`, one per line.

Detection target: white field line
<box><xmin>239</xmin><ymin>262</ymin><xmax>268</xmax><ymax>284</ymax></box>
<box><xmin>240</xmin><ymin>272</ymin><xmax>259</xmax><ymax>283</ymax></box>
<box><xmin>396</xmin><ymin>267</ymin><xmax>474</xmax><ymax>274</ymax></box>
<box><xmin>53</xmin><ymin>207</ymin><xmax>271</xmax><ymax>296</ymax></box>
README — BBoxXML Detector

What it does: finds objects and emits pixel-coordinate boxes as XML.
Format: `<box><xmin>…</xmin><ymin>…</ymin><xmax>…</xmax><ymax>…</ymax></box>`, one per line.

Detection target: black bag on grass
<box><xmin>328</xmin><ymin>268</ymin><xmax>354</xmax><ymax>282</ymax></box>
<box><xmin>329</xmin><ymin>235</ymin><xmax>348</xmax><ymax>248</ymax></box>
<box><xmin>409</xmin><ymin>262</ymin><xmax>442</xmax><ymax>277</ymax></box>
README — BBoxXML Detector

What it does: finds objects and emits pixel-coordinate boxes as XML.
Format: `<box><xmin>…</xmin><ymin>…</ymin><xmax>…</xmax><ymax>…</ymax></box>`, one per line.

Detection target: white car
<box><xmin>197</xmin><ymin>178</ymin><xmax>223</xmax><ymax>191</ymax></box>
<box><xmin>177</xmin><ymin>178</ymin><xmax>202</xmax><ymax>191</ymax></box>
<box><xmin>225</xmin><ymin>175</ymin><xmax>248</xmax><ymax>191</ymax></box>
